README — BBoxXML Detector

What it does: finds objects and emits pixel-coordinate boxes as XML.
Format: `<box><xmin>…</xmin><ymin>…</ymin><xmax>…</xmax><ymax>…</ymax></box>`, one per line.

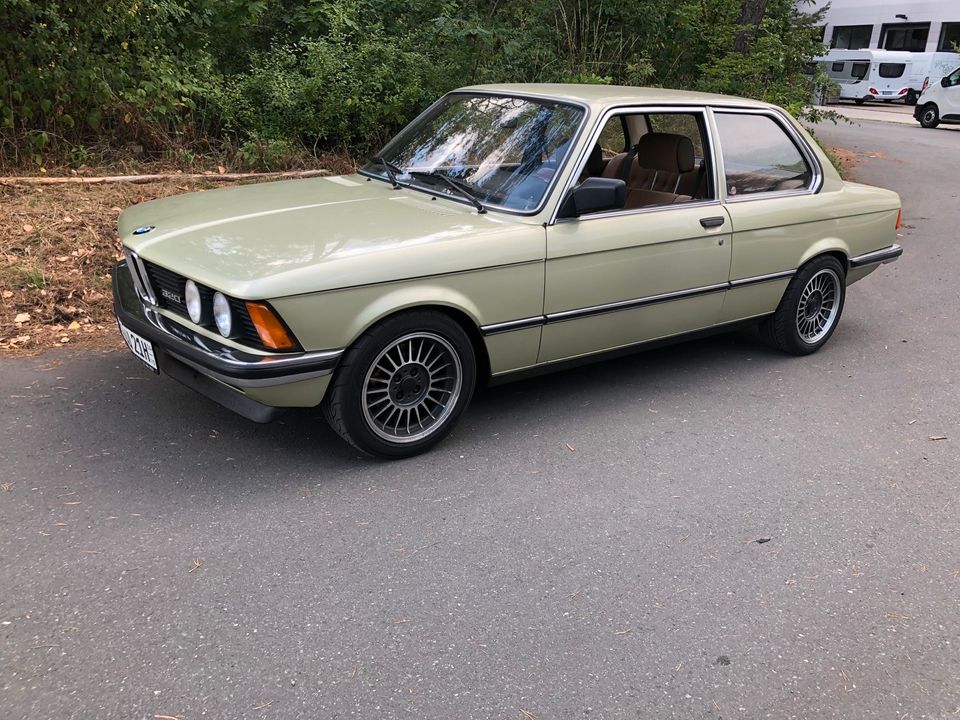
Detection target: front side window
<box><xmin>715</xmin><ymin>113</ymin><xmax>813</xmax><ymax>197</ymax></box>
<box><xmin>879</xmin><ymin>63</ymin><xmax>906</xmax><ymax>78</ymax></box>
<box><xmin>596</xmin><ymin>116</ymin><xmax>628</xmax><ymax>160</ymax></box>
<box><xmin>948</xmin><ymin>67</ymin><xmax>960</xmax><ymax>87</ymax></box>
<box><xmin>570</xmin><ymin>109</ymin><xmax>713</xmax><ymax>216</ymax></box>
<box><xmin>364</xmin><ymin>94</ymin><xmax>584</xmax><ymax>213</ymax></box>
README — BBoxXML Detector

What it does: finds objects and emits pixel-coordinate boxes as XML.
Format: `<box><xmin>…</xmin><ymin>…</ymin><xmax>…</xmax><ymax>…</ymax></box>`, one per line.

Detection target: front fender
<box><xmin>270</xmin><ymin>256</ymin><xmax>547</xmax><ymax>354</ymax></box>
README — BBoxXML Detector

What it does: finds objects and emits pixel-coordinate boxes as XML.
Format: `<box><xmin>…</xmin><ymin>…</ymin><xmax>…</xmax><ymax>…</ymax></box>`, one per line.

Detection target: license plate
<box><xmin>119</xmin><ymin>320</ymin><xmax>159</xmax><ymax>373</ymax></box>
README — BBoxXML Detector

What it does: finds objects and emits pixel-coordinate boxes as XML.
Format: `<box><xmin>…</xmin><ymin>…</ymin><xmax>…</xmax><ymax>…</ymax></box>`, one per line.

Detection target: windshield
<box><xmin>363</xmin><ymin>93</ymin><xmax>586</xmax><ymax>213</ymax></box>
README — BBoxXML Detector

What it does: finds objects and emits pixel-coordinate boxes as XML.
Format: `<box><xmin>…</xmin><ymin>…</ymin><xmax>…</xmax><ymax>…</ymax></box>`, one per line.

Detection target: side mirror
<box><xmin>941</xmin><ymin>76</ymin><xmax>950</xmax><ymax>88</ymax></box>
<box><xmin>558</xmin><ymin>177</ymin><xmax>626</xmax><ymax>218</ymax></box>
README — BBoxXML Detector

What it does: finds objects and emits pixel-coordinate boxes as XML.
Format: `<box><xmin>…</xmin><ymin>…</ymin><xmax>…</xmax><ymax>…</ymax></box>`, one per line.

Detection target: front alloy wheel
<box><xmin>362</xmin><ymin>332</ymin><xmax>462</xmax><ymax>444</ymax></box>
<box><xmin>919</xmin><ymin>104</ymin><xmax>940</xmax><ymax>129</ymax></box>
<box><xmin>323</xmin><ymin>311</ymin><xmax>476</xmax><ymax>458</ymax></box>
<box><xmin>761</xmin><ymin>256</ymin><xmax>846</xmax><ymax>356</ymax></box>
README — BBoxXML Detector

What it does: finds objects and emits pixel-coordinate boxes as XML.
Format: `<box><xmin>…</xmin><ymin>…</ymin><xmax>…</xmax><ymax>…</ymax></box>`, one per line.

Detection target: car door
<box><xmin>539</xmin><ymin>107</ymin><xmax>732</xmax><ymax>364</ymax></box>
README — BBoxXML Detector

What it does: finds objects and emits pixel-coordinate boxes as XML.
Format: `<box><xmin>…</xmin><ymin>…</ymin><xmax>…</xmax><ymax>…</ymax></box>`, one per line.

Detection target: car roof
<box><xmin>458</xmin><ymin>83</ymin><xmax>774</xmax><ymax>110</ymax></box>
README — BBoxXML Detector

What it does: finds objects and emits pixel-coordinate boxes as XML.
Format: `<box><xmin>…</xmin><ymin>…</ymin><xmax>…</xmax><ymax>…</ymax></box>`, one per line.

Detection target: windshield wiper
<box><xmin>407</xmin><ymin>170</ymin><xmax>486</xmax><ymax>214</ymax></box>
<box><xmin>371</xmin><ymin>156</ymin><xmax>403</xmax><ymax>188</ymax></box>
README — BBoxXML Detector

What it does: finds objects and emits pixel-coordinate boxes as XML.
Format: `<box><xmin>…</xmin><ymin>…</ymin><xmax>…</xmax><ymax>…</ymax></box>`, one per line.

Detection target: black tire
<box><xmin>760</xmin><ymin>256</ymin><xmax>846</xmax><ymax>356</ymax></box>
<box><xmin>854</xmin><ymin>97</ymin><xmax>866</xmax><ymax>105</ymax></box>
<box><xmin>905</xmin><ymin>89</ymin><xmax>918</xmax><ymax>106</ymax></box>
<box><xmin>323</xmin><ymin>310</ymin><xmax>476</xmax><ymax>458</ymax></box>
<box><xmin>919</xmin><ymin>103</ymin><xmax>940</xmax><ymax>129</ymax></box>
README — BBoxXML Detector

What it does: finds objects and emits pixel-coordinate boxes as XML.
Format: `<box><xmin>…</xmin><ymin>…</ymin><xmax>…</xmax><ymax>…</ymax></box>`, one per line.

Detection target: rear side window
<box><xmin>879</xmin><ymin>63</ymin><xmax>906</xmax><ymax>78</ymax></box>
<box><xmin>851</xmin><ymin>62</ymin><xmax>868</xmax><ymax>79</ymax></box>
<box><xmin>715</xmin><ymin>113</ymin><xmax>814</xmax><ymax>197</ymax></box>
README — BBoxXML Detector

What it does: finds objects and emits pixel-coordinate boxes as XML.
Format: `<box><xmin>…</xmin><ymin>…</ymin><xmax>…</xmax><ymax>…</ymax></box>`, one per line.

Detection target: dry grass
<box><xmin>1</xmin><ymin>152</ymin><xmax>356</xmax><ymax>355</ymax></box>
<box><xmin>1</xmin><ymin>181</ymin><xmax>195</xmax><ymax>353</ymax></box>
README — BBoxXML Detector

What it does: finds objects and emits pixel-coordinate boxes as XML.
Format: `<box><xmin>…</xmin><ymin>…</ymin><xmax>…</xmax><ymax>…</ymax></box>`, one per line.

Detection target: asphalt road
<box><xmin>2</xmin><ymin>119</ymin><xmax>959</xmax><ymax>720</ymax></box>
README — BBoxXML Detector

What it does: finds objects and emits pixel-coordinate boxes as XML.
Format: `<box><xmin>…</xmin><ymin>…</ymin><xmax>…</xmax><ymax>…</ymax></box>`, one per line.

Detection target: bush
<box><xmin>0</xmin><ymin>0</ymin><xmax>829</xmax><ymax>169</ymax></box>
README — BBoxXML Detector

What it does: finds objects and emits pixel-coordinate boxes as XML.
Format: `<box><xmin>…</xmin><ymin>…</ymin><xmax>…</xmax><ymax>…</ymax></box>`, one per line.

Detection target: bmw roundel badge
<box><xmin>132</xmin><ymin>225</ymin><xmax>155</xmax><ymax>235</ymax></box>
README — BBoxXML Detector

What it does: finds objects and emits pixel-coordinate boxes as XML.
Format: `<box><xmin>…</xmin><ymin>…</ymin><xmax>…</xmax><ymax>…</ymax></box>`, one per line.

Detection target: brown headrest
<box><xmin>636</xmin><ymin>132</ymin><xmax>695</xmax><ymax>174</ymax></box>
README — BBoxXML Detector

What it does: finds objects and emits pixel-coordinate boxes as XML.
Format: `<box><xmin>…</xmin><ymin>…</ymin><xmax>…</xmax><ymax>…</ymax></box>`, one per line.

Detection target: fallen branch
<box><xmin>0</xmin><ymin>168</ymin><xmax>330</xmax><ymax>186</ymax></box>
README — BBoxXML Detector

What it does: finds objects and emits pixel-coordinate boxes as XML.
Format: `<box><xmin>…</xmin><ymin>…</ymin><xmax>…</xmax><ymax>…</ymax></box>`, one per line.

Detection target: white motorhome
<box><xmin>820</xmin><ymin>49</ymin><xmax>918</xmax><ymax>103</ymax></box>
<box><xmin>806</xmin><ymin>1</ymin><xmax>960</xmax><ymax>100</ymax></box>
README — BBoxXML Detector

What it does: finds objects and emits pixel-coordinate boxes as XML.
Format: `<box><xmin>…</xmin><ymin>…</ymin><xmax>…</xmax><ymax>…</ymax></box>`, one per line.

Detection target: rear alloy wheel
<box><xmin>323</xmin><ymin>311</ymin><xmax>476</xmax><ymax>458</ymax></box>
<box><xmin>761</xmin><ymin>256</ymin><xmax>846</xmax><ymax>356</ymax></box>
<box><xmin>919</xmin><ymin>103</ymin><xmax>940</xmax><ymax>129</ymax></box>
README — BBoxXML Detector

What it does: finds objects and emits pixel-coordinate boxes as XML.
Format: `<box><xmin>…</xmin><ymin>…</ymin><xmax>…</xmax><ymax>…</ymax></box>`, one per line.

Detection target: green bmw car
<box><xmin>113</xmin><ymin>84</ymin><xmax>902</xmax><ymax>457</ymax></box>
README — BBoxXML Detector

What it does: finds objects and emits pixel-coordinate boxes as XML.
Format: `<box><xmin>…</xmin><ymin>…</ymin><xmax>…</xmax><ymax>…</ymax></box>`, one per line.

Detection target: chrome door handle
<box><xmin>700</xmin><ymin>216</ymin><xmax>725</xmax><ymax>229</ymax></box>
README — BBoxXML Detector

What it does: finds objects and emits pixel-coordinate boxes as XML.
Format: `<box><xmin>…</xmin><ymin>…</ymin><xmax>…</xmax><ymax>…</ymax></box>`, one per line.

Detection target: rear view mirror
<box><xmin>558</xmin><ymin>177</ymin><xmax>626</xmax><ymax>218</ymax></box>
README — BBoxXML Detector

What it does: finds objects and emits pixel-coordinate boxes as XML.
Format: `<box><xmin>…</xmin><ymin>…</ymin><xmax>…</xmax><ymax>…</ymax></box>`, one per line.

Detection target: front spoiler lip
<box><xmin>112</xmin><ymin>260</ymin><xmax>342</xmax><ymax>388</ymax></box>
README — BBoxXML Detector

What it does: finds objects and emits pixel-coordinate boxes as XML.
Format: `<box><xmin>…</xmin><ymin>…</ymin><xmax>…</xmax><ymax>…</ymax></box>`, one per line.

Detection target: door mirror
<box><xmin>558</xmin><ymin>177</ymin><xmax>626</xmax><ymax>218</ymax></box>
<box><xmin>941</xmin><ymin>76</ymin><xmax>951</xmax><ymax>88</ymax></box>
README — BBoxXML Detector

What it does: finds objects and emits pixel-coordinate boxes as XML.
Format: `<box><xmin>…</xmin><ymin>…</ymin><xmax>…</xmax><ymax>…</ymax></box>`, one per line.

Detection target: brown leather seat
<box><xmin>602</xmin><ymin>132</ymin><xmax>699</xmax><ymax>207</ymax></box>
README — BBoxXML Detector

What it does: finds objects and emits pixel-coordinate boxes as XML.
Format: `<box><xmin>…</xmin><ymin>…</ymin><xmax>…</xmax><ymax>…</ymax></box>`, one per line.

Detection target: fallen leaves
<box><xmin>0</xmin><ymin>180</ymin><xmax>213</xmax><ymax>353</ymax></box>
<box><xmin>188</xmin><ymin>558</ymin><xmax>202</xmax><ymax>573</ymax></box>
<box><xmin>0</xmin><ymin>482</ymin><xmax>13</xmax><ymax>492</ymax></box>
<box><xmin>519</xmin><ymin>709</ymin><xmax>538</xmax><ymax>720</ymax></box>
<box><xmin>929</xmin><ymin>435</ymin><xmax>948</xmax><ymax>441</ymax></box>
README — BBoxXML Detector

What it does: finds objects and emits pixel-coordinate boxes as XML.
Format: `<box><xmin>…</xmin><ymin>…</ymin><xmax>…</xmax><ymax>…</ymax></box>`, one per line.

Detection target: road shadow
<box><xmin>17</xmin><ymin>321</ymin><xmax>859</xmax><ymax>500</ymax></box>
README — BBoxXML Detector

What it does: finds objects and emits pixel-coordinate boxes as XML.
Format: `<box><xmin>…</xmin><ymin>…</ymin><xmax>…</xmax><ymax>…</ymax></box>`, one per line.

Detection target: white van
<box><xmin>818</xmin><ymin>49</ymin><xmax>960</xmax><ymax>105</ymax></box>
<box><xmin>914</xmin><ymin>65</ymin><xmax>960</xmax><ymax>128</ymax></box>
<box><xmin>913</xmin><ymin>52</ymin><xmax>960</xmax><ymax>96</ymax></box>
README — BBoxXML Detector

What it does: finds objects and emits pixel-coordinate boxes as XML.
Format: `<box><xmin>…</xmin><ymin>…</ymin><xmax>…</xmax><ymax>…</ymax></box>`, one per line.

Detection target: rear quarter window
<box><xmin>715</xmin><ymin>113</ymin><xmax>814</xmax><ymax>197</ymax></box>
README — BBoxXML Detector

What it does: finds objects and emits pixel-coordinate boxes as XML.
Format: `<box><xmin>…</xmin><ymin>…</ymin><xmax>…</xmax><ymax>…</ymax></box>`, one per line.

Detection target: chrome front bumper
<box><xmin>113</xmin><ymin>261</ymin><xmax>343</xmax><ymax>421</ymax></box>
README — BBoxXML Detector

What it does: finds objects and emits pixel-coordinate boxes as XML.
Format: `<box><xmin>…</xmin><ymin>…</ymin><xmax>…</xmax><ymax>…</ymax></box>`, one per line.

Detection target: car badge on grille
<box><xmin>133</xmin><ymin>225</ymin><xmax>155</xmax><ymax>235</ymax></box>
<box><xmin>161</xmin><ymin>288</ymin><xmax>183</xmax><ymax>304</ymax></box>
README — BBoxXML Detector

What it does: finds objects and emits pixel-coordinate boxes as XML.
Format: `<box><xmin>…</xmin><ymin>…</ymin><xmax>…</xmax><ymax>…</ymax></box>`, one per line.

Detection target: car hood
<box><xmin>120</xmin><ymin>175</ymin><xmax>543</xmax><ymax>299</ymax></box>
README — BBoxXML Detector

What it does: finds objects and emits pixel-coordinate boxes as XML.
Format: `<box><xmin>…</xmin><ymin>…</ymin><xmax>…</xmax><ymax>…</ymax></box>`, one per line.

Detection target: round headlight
<box><xmin>184</xmin><ymin>280</ymin><xmax>202</xmax><ymax>324</ymax></box>
<box><xmin>213</xmin><ymin>292</ymin><xmax>232</xmax><ymax>337</ymax></box>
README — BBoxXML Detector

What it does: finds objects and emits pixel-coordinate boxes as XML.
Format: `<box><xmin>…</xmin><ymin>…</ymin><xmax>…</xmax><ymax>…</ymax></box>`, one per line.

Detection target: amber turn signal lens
<box><xmin>895</xmin><ymin>208</ymin><xmax>902</xmax><ymax>230</ymax></box>
<box><xmin>245</xmin><ymin>301</ymin><xmax>297</xmax><ymax>351</ymax></box>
